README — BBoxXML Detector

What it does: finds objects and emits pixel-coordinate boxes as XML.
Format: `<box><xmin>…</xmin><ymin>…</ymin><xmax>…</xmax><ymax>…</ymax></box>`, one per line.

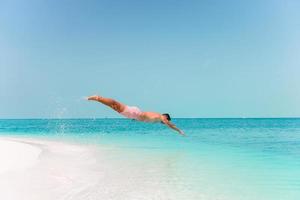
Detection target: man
<box><xmin>87</xmin><ymin>95</ymin><xmax>185</xmax><ymax>136</ymax></box>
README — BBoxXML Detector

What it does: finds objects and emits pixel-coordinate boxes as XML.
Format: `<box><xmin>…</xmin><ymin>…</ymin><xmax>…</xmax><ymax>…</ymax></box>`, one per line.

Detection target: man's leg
<box><xmin>87</xmin><ymin>95</ymin><xmax>126</xmax><ymax>113</ymax></box>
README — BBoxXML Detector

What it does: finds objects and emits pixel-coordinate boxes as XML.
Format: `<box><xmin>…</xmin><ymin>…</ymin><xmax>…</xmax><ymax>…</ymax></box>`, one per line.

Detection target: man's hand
<box><xmin>163</xmin><ymin>119</ymin><xmax>186</xmax><ymax>136</ymax></box>
<box><xmin>179</xmin><ymin>130</ymin><xmax>186</xmax><ymax>136</ymax></box>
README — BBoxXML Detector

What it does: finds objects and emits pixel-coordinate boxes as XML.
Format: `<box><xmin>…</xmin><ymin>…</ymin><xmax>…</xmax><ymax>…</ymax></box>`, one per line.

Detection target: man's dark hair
<box><xmin>162</xmin><ymin>113</ymin><xmax>171</xmax><ymax>121</ymax></box>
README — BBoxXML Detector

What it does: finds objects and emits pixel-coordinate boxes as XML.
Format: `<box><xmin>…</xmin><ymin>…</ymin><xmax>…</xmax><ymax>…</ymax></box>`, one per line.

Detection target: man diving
<box><xmin>87</xmin><ymin>95</ymin><xmax>185</xmax><ymax>136</ymax></box>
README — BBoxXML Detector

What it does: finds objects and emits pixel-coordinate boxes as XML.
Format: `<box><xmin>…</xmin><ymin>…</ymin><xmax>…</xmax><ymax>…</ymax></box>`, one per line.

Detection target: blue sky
<box><xmin>0</xmin><ymin>0</ymin><xmax>299</xmax><ymax>118</ymax></box>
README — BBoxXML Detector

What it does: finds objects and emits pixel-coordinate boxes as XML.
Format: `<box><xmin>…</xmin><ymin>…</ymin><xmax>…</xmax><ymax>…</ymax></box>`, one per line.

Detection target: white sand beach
<box><xmin>0</xmin><ymin>139</ymin><xmax>41</xmax><ymax>175</ymax></box>
<box><xmin>0</xmin><ymin>137</ymin><xmax>101</xmax><ymax>200</ymax></box>
<box><xmin>0</xmin><ymin>137</ymin><xmax>187</xmax><ymax>200</ymax></box>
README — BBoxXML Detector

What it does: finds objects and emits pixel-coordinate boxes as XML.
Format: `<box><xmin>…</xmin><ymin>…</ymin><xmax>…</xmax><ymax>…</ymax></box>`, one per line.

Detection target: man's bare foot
<box><xmin>87</xmin><ymin>95</ymin><xmax>100</xmax><ymax>101</ymax></box>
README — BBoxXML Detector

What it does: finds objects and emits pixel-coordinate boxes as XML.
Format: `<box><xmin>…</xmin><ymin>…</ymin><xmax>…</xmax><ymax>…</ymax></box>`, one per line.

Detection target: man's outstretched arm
<box><xmin>163</xmin><ymin>120</ymin><xmax>185</xmax><ymax>136</ymax></box>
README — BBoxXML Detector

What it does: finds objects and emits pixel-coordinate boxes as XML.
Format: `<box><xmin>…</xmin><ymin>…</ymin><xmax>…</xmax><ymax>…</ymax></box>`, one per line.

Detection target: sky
<box><xmin>0</xmin><ymin>0</ymin><xmax>300</xmax><ymax>118</ymax></box>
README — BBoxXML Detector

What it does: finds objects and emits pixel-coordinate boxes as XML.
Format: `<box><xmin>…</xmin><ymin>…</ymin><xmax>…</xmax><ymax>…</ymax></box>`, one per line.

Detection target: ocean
<box><xmin>0</xmin><ymin>118</ymin><xmax>300</xmax><ymax>200</ymax></box>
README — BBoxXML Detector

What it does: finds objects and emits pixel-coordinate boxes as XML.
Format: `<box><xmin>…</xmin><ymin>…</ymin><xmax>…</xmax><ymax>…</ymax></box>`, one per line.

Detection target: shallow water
<box><xmin>0</xmin><ymin>118</ymin><xmax>300</xmax><ymax>200</ymax></box>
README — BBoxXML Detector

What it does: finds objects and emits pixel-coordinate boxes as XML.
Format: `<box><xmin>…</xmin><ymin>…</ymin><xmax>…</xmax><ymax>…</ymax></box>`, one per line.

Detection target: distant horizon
<box><xmin>1</xmin><ymin>117</ymin><xmax>300</xmax><ymax>120</ymax></box>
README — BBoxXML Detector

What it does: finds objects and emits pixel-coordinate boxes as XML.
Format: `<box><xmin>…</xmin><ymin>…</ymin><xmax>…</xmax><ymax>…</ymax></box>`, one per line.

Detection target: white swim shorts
<box><xmin>120</xmin><ymin>106</ymin><xmax>142</xmax><ymax>120</ymax></box>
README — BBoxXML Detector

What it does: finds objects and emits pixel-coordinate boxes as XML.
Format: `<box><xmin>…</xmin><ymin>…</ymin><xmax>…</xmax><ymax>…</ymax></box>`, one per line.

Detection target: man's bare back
<box><xmin>139</xmin><ymin>111</ymin><xmax>162</xmax><ymax>123</ymax></box>
<box><xmin>87</xmin><ymin>95</ymin><xmax>185</xmax><ymax>136</ymax></box>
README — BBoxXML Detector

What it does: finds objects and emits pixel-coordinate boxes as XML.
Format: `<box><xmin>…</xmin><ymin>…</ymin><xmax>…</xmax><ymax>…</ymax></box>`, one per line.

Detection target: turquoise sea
<box><xmin>1</xmin><ymin>118</ymin><xmax>300</xmax><ymax>200</ymax></box>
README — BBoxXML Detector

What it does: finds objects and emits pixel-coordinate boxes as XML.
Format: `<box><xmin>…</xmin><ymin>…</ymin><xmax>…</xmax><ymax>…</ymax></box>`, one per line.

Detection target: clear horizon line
<box><xmin>0</xmin><ymin>117</ymin><xmax>300</xmax><ymax>120</ymax></box>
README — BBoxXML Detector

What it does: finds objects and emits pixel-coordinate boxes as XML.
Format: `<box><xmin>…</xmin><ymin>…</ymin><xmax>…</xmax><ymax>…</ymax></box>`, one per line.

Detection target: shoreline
<box><xmin>0</xmin><ymin>137</ymin><xmax>98</xmax><ymax>200</ymax></box>
<box><xmin>0</xmin><ymin>136</ymin><xmax>187</xmax><ymax>200</ymax></box>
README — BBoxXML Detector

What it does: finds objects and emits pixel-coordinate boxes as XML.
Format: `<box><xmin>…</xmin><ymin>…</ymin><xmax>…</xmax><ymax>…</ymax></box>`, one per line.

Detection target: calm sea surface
<box><xmin>0</xmin><ymin>118</ymin><xmax>300</xmax><ymax>200</ymax></box>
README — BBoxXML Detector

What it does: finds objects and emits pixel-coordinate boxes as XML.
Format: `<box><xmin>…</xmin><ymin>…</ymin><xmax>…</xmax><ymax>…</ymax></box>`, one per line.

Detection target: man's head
<box><xmin>162</xmin><ymin>113</ymin><xmax>171</xmax><ymax>121</ymax></box>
